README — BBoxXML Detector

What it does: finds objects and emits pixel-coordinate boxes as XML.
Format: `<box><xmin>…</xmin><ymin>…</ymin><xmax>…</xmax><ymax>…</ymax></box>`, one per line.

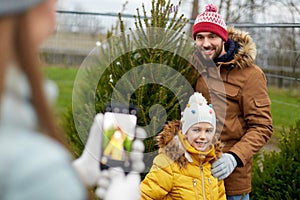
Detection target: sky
<box><xmin>57</xmin><ymin>0</ymin><xmax>193</xmax><ymax>18</ymax></box>
<box><xmin>57</xmin><ymin>0</ymin><xmax>300</xmax><ymax>23</ymax></box>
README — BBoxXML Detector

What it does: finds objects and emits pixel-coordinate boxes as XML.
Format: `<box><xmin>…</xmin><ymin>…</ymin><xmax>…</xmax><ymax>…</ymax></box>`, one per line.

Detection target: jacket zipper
<box><xmin>208</xmin><ymin>178</ymin><xmax>213</xmax><ymax>200</ymax></box>
<box><xmin>200</xmin><ymin>162</ymin><xmax>206</xmax><ymax>200</ymax></box>
<box><xmin>193</xmin><ymin>179</ymin><xmax>199</xmax><ymax>200</ymax></box>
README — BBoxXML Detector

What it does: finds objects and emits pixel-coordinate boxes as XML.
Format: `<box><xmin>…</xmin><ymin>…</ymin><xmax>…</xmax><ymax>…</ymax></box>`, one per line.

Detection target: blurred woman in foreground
<box><xmin>0</xmin><ymin>0</ymin><xmax>144</xmax><ymax>199</ymax></box>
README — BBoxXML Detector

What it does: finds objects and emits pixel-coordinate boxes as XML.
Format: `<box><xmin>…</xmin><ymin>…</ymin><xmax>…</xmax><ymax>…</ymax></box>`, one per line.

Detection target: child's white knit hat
<box><xmin>181</xmin><ymin>92</ymin><xmax>216</xmax><ymax>134</ymax></box>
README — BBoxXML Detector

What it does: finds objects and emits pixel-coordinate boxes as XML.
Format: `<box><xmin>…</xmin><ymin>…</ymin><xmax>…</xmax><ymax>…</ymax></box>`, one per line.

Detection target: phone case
<box><xmin>100</xmin><ymin>104</ymin><xmax>137</xmax><ymax>171</ymax></box>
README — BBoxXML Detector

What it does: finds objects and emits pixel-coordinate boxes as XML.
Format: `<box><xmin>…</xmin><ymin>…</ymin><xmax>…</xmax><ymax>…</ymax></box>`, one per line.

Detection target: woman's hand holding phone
<box><xmin>72</xmin><ymin>113</ymin><xmax>103</xmax><ymax>186</ymax></box>
<box><xmin>72</xmin><ymin>112</ymin><xmax>146</xmax><ymax>199</ymax></box>
<box><xmin>96</xmin><ymin>120</ymin><xmax>147</xmax><ymax>200</ymax></box>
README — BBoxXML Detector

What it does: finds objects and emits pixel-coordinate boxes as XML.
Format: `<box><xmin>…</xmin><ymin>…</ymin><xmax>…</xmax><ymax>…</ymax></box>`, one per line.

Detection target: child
<box><xmin>140</xmin><ymin>92</ymin><xmax>226</xmax><ymax>199</ymax></box>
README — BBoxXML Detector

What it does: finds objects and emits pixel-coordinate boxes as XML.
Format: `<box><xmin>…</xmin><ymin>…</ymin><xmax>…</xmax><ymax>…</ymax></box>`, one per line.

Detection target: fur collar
<box><xmin>156</xmin><ymin>120</ymin><xmax>223</xmax><ymax>168</ymax></box>
<box><xmin>219</xmin><ymin>27</ymin><xmax>257</xmax><ymax>69</ymax></box>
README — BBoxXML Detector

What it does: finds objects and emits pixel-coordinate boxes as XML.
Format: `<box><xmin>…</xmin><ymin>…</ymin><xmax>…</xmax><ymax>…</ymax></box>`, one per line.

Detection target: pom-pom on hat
<box><xmin>192</xmin><ymin>4</ymin><xmax>228</xmax><ymax>42</ymax></box>
<box><xmin>181</xmin><ymin>92</ymin><xmax>216</xmax><ymax>135</ymax></box>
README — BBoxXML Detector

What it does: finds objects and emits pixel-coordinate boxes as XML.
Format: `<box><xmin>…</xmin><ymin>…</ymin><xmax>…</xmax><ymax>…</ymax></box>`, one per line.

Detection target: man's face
<box><xmin>195</xmin><ymin>32</ymin><xmax>225</xmax><ymax>60</ymax></box>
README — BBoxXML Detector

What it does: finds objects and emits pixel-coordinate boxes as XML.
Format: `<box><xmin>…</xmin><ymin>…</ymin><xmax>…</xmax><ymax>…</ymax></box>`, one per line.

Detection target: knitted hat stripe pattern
<box><xmin>195</xmin><ymin>13</ymin><xmax>226</xmax><ymax>29</ymax></box>
<box><xmin>192</xmin><ymin>4</ymin><xmax>228</xmax><ymax>42</ymax></box>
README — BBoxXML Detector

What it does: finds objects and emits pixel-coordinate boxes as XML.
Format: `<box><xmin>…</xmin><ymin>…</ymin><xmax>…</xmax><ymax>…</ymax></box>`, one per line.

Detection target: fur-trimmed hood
<box><xmin>223</xmin><ymin>27</ymin><xmax>257</xmax><ymax>69</ymax></box>
<box><xmin>156</xmin><ymin>120</ymin><xmax>223</xmax><ymax>168</ymax></box>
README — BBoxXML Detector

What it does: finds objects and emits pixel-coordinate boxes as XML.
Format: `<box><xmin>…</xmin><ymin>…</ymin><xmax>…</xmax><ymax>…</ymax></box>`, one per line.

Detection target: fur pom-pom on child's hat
<box><xmin>181</xmin><ymin>92</ymin><xmax>216</xmax><ymax>134</ymax></box>
<box><xmin>192</xmin><ymin>4</ymin><xmax>228</xmax><ymax>42</ymax></box>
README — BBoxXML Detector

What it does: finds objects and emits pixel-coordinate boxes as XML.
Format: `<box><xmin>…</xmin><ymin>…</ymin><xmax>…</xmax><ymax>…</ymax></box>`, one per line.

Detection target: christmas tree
<box><xmin>63</xmin><ymin>0</ymin><xmax>198</xmax><ymax>172</ymax></box>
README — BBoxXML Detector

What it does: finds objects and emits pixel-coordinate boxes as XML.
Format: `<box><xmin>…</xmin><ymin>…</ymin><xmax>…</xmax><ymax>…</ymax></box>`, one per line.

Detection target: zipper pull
<box><xmin>193</xmin><ymin>179</ymin><xmax>199</xmax><ymax>200</ymax></box>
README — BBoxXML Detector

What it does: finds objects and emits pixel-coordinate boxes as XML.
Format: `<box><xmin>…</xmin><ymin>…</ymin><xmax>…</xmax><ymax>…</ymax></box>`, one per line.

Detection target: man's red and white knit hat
<box><xmin>192</xmin><ymin>4</ymin><xmax>228</xmax><ymax>42</ymax></box>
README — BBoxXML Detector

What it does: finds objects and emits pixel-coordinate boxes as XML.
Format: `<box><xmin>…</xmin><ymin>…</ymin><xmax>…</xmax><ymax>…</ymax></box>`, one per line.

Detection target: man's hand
<box><xmin>211</xmin><ymin>153</ymin><xmax>237</xmax><ymax>180</ymax></box>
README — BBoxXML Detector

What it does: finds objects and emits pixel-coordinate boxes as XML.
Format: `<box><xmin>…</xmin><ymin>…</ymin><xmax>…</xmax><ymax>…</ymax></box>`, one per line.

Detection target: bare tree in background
<box><xmin>191</xmin><ymin>0</ymin><xmax>199</xmax><ymax>20</ymax></box>
<box><xmin>189</xmin><ymin>0</ymin><xmax>300</xmax><ymax>23</ymax></box>
<box><xmin>188</xmin><ymin>0</ymin><xmax>300</xmax><ymax>73</ymax></box>
<box><xmin>220</xmin><ymin>0</ymin><xmax>271</xmax><ymax>23</ymax></box>
<box><xmin>186</xmin><ymin>0</ymin><xmax>199</xmax><ymax>35</ymax></box>
<box><xmin>278</xmin><ymin>0</ymin><xmax>300</xmax><ymax>52</ymax></box>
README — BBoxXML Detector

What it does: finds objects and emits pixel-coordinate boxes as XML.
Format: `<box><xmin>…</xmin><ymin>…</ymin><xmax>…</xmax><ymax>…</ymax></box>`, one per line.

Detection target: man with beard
<box><xmin>191</xmin><ymin>4</ymin><xmax>273</xmax><ymax>200</ymax></box>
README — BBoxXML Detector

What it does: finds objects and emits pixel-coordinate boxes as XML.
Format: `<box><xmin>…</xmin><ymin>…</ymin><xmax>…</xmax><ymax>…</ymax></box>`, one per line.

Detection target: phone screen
<box><xmin>100</xmin><ymin>105</ymin><xmax>137</xmax><ymax>171</ymax></box>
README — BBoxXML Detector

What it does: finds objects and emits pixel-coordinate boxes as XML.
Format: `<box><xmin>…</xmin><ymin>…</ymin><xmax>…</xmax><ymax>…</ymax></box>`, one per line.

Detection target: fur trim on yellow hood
<box><xmin>156</xmin><ymin>120</ymin><xmax>223</xmax><ymax>168</ymax></box>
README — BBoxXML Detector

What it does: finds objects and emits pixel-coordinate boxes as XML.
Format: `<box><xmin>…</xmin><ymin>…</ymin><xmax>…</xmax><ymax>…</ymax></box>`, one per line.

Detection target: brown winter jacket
<box><xmin>192</xmin><ymin>27</ymin><xmax>273</xmax><ymax>195</ymax></box>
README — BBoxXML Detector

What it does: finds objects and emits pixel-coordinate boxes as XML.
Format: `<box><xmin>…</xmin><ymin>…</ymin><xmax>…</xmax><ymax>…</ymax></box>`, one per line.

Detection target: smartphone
<box><xmin>100</xmin><ymin>104</ymin><xmax>138</xmax><ymax>172</ymax></box>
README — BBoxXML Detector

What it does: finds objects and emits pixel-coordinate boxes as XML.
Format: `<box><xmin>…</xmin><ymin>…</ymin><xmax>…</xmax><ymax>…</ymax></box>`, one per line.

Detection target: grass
<box><xmin>268</xmin><ymin>86</ymin><xmax>300</xmax><ymax>129</ymax></box>
<box><xmin>42</xmin><ymin>66</ymin><xmax>78</xmax><ymax>116</ymax></box>
<box><xmin>43</xmin><ymin>66</ymin><xmax>300</xmax><ymax>134</ymax></box>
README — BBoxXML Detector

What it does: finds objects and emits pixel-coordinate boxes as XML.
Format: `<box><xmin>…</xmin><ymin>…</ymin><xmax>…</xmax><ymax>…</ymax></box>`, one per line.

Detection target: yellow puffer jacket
<box><xmin>141</xmin><ymin>121</ymin><xmax>226</xmax><ymax>200</ymax></box>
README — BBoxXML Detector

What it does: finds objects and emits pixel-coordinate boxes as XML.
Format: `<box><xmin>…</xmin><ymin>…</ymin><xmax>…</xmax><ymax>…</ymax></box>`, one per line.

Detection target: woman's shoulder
<box><xmin>1</xmin><ymin>129</ymin><xmax>70</xmax><ymax>162</ymax></box>
<box><xmin>0</xmin><ymin>130</ymin><xmax>86</xmax><ymax>200</ymax></box>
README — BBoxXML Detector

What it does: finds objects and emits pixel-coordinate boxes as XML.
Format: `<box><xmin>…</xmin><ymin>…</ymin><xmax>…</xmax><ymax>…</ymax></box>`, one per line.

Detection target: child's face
<box><xmin>186</xmin><ymin>122</ymin><xmax>214</xmax><ymax>152</ymax></box>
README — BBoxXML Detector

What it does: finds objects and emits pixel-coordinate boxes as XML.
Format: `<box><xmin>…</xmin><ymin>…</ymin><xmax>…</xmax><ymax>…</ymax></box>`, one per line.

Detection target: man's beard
<box><xmin>212</xmin><ymin>43</ymin><xmax>224</xmax><ymax>60</ymax></box>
